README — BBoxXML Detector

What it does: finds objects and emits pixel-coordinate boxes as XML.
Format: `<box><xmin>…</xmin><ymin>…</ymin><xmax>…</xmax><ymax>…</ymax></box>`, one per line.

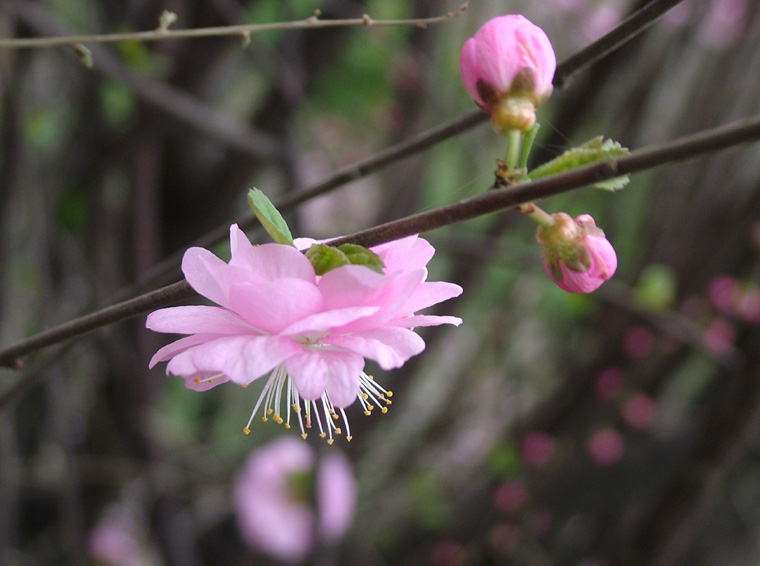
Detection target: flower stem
<box><xmin>518</xmin><ymin>202</ymin><xmax>555</xmax><ymax>227</ymax></box>
<box><xmin>505</xmin><ymin>129</ymin><xmax>522</xmax><ymax>171</ymax></box>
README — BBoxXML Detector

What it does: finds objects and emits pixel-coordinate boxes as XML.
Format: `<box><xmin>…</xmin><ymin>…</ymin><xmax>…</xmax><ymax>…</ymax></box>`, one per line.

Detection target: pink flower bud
<box><xmin>537</xmin><ymin>213</ymin><xmax>617</xmax><ymax>294</ymax></box>
<box><xmin>460</xmin><ymin>15</ymin><xmax>556</xmax><ymax>133</ymax></box>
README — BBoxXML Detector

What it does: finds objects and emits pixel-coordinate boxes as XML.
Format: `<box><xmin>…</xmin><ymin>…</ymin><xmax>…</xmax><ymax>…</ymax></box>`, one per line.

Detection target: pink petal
<box><xmin>167</xmin><ymin>335</ymin><xmax>301</xmax><ymax>385</ymax></box>
<box><xmin>280</xmin><ymin>306</ymin><xmax>380</xmax><ymax>338</ymax></box>
<box><xmin>229</xmin><ymin>279</ymin><xmax>323</xmax><ymax>334</ymax></box>
<box><xmin>146</xmin><ymin>305</ymin><xmax>256</xmax><ymax>335</ymax></box>
<box><xmin>182</xmin><ymin>247</ymin><xmax>234</xmax><ymax>307</ymax></box>
<box><xmin>372</xmin><ymin>236</ymin><xmax>435</xmax><ymax>274</ymax></box>
<box><xmin>326</xmin><ymin>327</ymin><xmax>425</xmax><ymax>370</ymax></box>
<box><xmin>235</xmin><ymin>438</ymin><xmax>315</xmax><ymax>562</ymax></box>
<box><xmin>317</xmin><ymin>265</ymin><xmax>389</xmax><ymax>310</ymax></box>
<box><xmin>285</xmin><ymin>351</ymin><xmax>329</xmax><ymax>400</ymax></box>
<box><xmin>317</xmin><ymin>452</ymin><xmax>357</xmax><ymax>541</ymax></box>
<box><xmin>332</xmin><ymin>269</ymin><xmax>427</xmax><ymax>333</ymax></box>
<box><xmin>182</xmin><ymin>371</ymin><xmax>231</xmax><ymax>391</ymax></box>
<box><xmin>388</xmin><ymin>315</ymin><xmax>463</xmax><ymax>328</ymax></box>
<box><xmin>229</xmin><ymin>243</ymin><xmax>315</xmax><ymax>281</ymax></box>
<box><xmin>229</xmin><ymin>223</ymin><xmax>254</xmax><ymax>256</ymax></box>
<box><xmin>395</xmin><ymin>281</ymin><xmax>463</xmax><ymax>315</ymax></box>
<box><xmin>149</xmin><ymin>334</ymin><xmax>216</xmax><ymax>368</ymax></box>
<box><xmin>322</xmin><ymin>351</ymin><xmax>364</xmax><ymax>408</ymax></box>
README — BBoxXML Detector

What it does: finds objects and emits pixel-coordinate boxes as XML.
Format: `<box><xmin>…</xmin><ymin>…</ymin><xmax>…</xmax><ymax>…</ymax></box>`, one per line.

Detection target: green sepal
<box><xmin>306</xmin><ymin>243</ymin><xmax>386</xmax><ymax>276</ymax></box>
<box><xmin>247</xmin><ymin>188</ymin><xmax>294</xmax><ymax>246</ymax></box>
<box><xmin>337</xmin><ymin>244</ymin><xmax>385</xmax><ymax>274</ymax></box>
<box><xmin>527</xmin><ymin>136</ymin><xmax>630</xmax><ymax>191</ymax></box>
<box><xmin>306</xmin><ymin>244</ymin><xmax>350</xmax><ymax>275</ymax></box>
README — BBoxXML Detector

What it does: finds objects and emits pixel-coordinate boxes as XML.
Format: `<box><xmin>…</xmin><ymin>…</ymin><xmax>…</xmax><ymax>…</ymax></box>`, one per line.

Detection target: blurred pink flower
<box><xmin>698</xmin><ymin>0</ymin><xmax>747</xmax><ymax>49</ymax></box>
<box><xmin>622</xmin><ymin>394</ymin><xmax>657</xmax><ymax>430</ymax></box>
<box><xmin>623</xmin><ymin>325</ymin><xmax>655</xmax><ymax>359</ymax></box>
<box><xmin>147</xmin><ymin>224</ymin><xmax>462</xmax><ymax>441</ymax></box>
<box><xmin>234</xmin><ymin>437</ymin><xmax>356</xmax><ymax>563</ymax></box>
<box><xmin>702</xmin><ymin>318</ymin><xmax>736</xmax><ymax>354</ymax></box>
<box><xmin>588</xmin><ymin>428</ymin><xmax>624</xmax><ymax>467</ymax></box>
<box><xmin>460</xmin><ymin>15</ymin><xmax>555</xmax><ymax>132</ymax></box>
<box><xmin>707</xmin><ymin>275</ymin><xmax>739</xmax><ymax>314</ymax></box>
<box><xmin>520</xmin><ymin>431</ymin><xmax>555</xmax><ymax>467</ymax></box>
<box><xmin>595</xmin><ymin>367</ymin><xmax>625</xmax><ymax>401</ymax></box>
<box><xmin>89</xmin><ymin>505</ymin><xmax>146</xmax><ymax>566</ymax></box>
<box><xmin>494</xmin><ymin>480</ymin><xmax>528</xmax><ymax>514</ymax></box>
<box><xmin>538</xmin><ymin>213</ymin><xmax>617</xmax><ymax>294</ymax></box>
<box><xmin>738</xmin><ymin>288</ymin><xmax>760</xmax><ymax>324</ymax></box>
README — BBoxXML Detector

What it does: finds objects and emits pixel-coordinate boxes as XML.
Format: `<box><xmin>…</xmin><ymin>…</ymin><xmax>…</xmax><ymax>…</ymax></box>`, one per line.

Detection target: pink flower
<box><xmin>460</xmin><ymin>15</ymin><xmax>556</xmax><ymax>132</ymax></box>
<box><xmin>588</xmin><ymin>428</ymin><xmax>624</xmax><ymax>467</ymax></box>
<box><xmin>147</xmin><ymin>224</ymin><xmax>462</xmax><ymax>441</ymax></box>
<box><xmin>234</xmin><ymin>437</ymin><xmax>356</xmax><ymax>563</ymax></box>
<box><xmin>537</xmin><ymin>213</ymin><xmax>617</xmax><ymax>294</ymax></box>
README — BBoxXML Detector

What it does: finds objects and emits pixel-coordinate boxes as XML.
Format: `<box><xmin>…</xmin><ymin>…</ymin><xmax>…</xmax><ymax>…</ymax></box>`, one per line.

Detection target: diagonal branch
<box><xmin>1</xmin><ymin>115</ymin><xmax>759</xmax><ymax>369</ymax></box>
<box><xmin>553</xmin><ymin>0</ymin><xmax>687</xmax><ymax>89</ymax></box>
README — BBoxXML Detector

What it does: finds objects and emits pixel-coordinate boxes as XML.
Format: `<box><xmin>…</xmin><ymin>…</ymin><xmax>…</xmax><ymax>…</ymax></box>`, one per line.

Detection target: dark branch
<box><xmin>1</xmin><ymin>115</ymin><xmax>759</xmax><ymax>368</ymax></box>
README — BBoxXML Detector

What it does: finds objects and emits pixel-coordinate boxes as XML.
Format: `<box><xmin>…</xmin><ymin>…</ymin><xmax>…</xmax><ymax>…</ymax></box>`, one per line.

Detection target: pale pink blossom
<box><xmin>538</xmin><ymin>213</ymin><xmax>617</xmax><ymax>294</ymax></box>
<box><xmin>147</xmin><ymin>224</ymin><xmax>462</xmax><ymax>441</ymax></box>
<box><xmin>234</xmin><ymin>437</ymin><xmax>356</xmax><ymax>563</ymax></box>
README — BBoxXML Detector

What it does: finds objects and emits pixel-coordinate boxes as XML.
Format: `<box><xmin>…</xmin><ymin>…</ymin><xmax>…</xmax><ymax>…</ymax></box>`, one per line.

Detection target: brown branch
<box><xmin>126</xmin><ymin>0</ymin><xmax>688</xmax><ymax>290</ymax></box>
<box><xmin>0</xmin><ymin>4</ymin><xmax>469</xmax><ymax>49</ymax></box>
<box><xmin>1</xmin><ymin>115</ymin><xmax>759</xmax><ymax>369</ymax></box>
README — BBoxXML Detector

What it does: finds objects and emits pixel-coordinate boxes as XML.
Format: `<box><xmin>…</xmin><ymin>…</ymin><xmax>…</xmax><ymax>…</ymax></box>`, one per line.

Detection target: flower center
<box><xmin>241</xmin><ymin>364</ymin><xmax>393</xmax><ymax>444</ymax></box>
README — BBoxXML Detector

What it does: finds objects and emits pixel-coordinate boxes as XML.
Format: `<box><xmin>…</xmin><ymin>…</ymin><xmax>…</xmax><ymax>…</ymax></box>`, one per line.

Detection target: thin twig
<box><xmin>1</xmin><ymin>116</ymin><xmax>759</xmax><ymax>369</ymax></box>
<box><xmin>0</xmin><ymin>4</ymin><xmax>468</xmax><ymax>49</ymax></box>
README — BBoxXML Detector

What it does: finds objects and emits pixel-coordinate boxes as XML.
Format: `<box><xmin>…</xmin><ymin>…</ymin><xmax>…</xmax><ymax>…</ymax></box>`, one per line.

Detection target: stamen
<box><xmin>193</xmin><ymin>372</ymin><xmax>225</xmax><ymax>385</ymax></box>
<box><xmin>242</xmin><ymin>367</ymin><xmax>393</xmax><ymax>443</ymax></box>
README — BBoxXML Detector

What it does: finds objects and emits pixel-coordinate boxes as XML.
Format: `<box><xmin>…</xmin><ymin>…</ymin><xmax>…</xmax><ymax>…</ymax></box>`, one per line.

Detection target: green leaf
<box><xmin>337</xmin><ymin>244</ymin><xmax>385</xmax><ymax>274</ymax></box>
<box><xmin>305</xmin><ymin>244</ymin><xmax>350</xmax><ymax>275</ymax></box>
<box><xmin>247</xmin><ymin>188</ymin><xmax>294</xmax><ymax>246</ymax></box>
<box><xmin>528</xmin><ymin>136</ymin><xmax>630</xmax><ymax>191</ymax></box>
<box><xmin>306</xmin><ymin>243</ymin><xmax>386</xmax><ymax>275</ymax></box>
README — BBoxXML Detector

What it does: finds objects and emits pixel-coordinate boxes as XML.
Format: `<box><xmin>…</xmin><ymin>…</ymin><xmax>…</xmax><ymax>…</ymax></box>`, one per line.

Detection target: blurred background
<box><xmin>2</xmin><ymin>0</ymin><xmax>760</xmax><ymax>564</ymax></box>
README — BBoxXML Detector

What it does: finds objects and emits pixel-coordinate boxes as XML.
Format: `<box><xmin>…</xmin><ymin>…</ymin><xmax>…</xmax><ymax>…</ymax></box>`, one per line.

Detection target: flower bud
<box><xmin>537</xmin><ymin>213</ymin><xmax>617</xmax><ymax>293</ymax></box>
<box><xmin>460</xmin><ymin>15</ymin><xmax>556</xmax><ymax>133</ymax></box>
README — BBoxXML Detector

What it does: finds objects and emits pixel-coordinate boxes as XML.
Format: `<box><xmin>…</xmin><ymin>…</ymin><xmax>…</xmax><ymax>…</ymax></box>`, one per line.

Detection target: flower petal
<box><xmin>285</xmin><ymin>351</ymin><xmax>328</xmax><ymax>400</ymax></box>
<box><xmin>229</xmin><ymin>279</ymin><xmax>323</xmax><ymax>334</ymax></box>
<box><xmin>396</xmin><ymin>281</ymin><xmax>463</xmax><ymax>315</ymax></box>
<box><xmin>182</xmin><ymin>246</ymin><xmax>234</xmax><ymax>306</ymax></box>
<box><xmin>146</xmin><ymin>305</ymin><xmax>256</xmax><ymax>335</ymax></box>
<box><xmin>388</xmin><ymin>315</ymin><xmax>463</xmax><ymax>328</ymax></box>
<box><xmin>167</xmin><ymin>335</ymin><xmax>301</xmax><ymax>385</ymax></box>
<box><xmin>149</xmin><ymin>334</ymin><xmax>216</xmax><ymax>368</ymax></box>
<box><xmin>372</xmin><ymin>235</ymin><xmax>435</xmax><ymax>274</ymax></box>
<box><xmin>280</xmin><ymin>306</ymin><xmax>379</xmax><ymax>338</ymax></box>
<box><xmin>230</xmin><ymin>223</ymin><xmax>255</xmax><ymax>256</ymax></box>
<box><xmin>230</xmin><ymin>243</ymin><xmax>315</xmax><ymax>281</ymax></box>
<box><xmin>327</xmin><ymin>327</ymin><xmax>425</xmax><ymax>370</ymax></box>
<box><xmin>322</xmin><ymin>350</ymin><xmax>364</xmax><ymax>408</ymax></box>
